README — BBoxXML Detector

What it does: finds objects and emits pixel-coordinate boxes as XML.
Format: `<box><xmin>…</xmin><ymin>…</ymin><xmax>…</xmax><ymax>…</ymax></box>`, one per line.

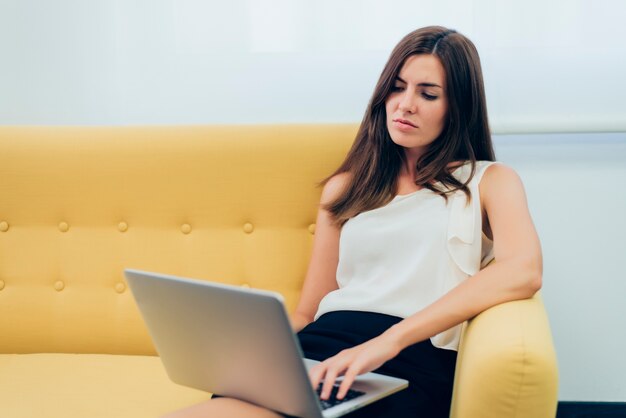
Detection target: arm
<box><xmin>289</xmin><ymin>174</ymin><xmax>348</xmax><ymax>333</ymax></box>
<box><xmin>311</xmin><ymin>163</ymin><xmax>543</xmax><ymax>400</ymax></box>
<box><xmin>385</xmin><ymin>164</ymin><xmax>542</xmax><ymax>347</ymax></box>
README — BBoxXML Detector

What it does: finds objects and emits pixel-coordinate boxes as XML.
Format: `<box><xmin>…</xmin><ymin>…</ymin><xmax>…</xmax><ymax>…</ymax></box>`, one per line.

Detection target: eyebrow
<box><xmin>395</xmin><ymin>76</ymin><xmax>442</xmax><ymax>89</ymax></box>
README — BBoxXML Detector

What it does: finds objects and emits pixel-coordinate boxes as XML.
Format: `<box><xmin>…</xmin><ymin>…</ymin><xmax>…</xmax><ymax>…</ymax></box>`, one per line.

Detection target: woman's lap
<box><xmin>296</xmin><ymin>311</ymin><xmax>458</xmax><ymax>418</ymax></box>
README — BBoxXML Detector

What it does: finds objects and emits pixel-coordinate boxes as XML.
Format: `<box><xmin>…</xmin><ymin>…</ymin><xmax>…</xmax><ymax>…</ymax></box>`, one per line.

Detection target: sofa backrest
<box><xmin>0</xmin><ymin>125</ymin><xmax>356</xmax><ymax>355</ymax></box>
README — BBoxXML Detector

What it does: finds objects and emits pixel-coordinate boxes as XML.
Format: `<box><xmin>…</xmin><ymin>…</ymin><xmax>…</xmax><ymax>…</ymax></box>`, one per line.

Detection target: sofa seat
<box><xmin>0</xmin><ymin>353</ymin><xmax>211</xmax><ymax>417</ymax></box>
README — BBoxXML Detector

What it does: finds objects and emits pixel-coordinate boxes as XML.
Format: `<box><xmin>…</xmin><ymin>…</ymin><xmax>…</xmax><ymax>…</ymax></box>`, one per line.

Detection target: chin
<box><xmin>389</xmin><ymin>131</ymin><xmax>420</xmax><ymax>148</ymax></box>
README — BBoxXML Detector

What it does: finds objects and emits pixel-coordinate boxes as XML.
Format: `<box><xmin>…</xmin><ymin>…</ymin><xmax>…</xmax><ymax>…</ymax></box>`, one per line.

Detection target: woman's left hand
<box><xmin>308</xmin><ymin>334</ymin><xmax>402</xmax><ymax>401</ymax></box>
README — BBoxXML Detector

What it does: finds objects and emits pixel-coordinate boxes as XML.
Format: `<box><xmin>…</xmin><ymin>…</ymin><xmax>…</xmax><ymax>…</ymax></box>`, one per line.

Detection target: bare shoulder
<box><xmin>320</xmin><ymin>172</ymin><xmax>352</xmax><ymax>205</ymax></box>
<box><xmin>481</xmin><ymin>162</ymin><xmax>524</xmax><ymax>190</ymax></box>
<box><xmin>480</xmin><ymin>162</ymin><xmax>528</xmax><ymax>206</ymax></box>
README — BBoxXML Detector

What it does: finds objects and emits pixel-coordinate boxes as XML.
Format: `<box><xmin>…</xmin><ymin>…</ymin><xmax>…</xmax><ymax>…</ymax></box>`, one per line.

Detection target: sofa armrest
<box><xmin>449</xmin><ymin>293</ymin><xmax>559</xmax><ymax>418</ymax></box>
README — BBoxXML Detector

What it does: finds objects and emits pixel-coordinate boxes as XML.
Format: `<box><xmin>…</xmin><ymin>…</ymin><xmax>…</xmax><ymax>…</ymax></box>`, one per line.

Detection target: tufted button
<box><xmin>115</xmin><ymin>282</ymin><xmax>126</xmax><ymax>293</ymax></box>
<box><xmin>243</xmin><ymin>223</ymin><xmax>254</xmax><ymax>234</ymax></box>
<box><xmin>118</xmin><ymin>221</ymin><xmax>128</xmax><ymax>232</ymax></box>
<box><xmin>54</xmin><ymin>280</ymin><xmax>65</xmax><ymax>291</ymax></box>
<box><xmin>240</xmin><ymin>283</ymin><xmax>251</xmax><ymax>289</ymax></box>
<box><xmin>0</xmin><ymin>280</ymin><xmax>5</xmax><ymax>290</ymax></box>
<box><xmin>308</xmin><ymin>223</ymin><xmax>316</xmax><ymax>235</ymax></box>
<box><xmin>181</xmin><ymin>223</ymin><xmax>192</xmax><ymax>234</ymax></box>
<box><xmin>0</xmin><ymin>221</ymin><xmax>9</xmax><ymax>232</ymax></box>
<box><xmin>58</xmin><ymin>222</ymin><xmax>69</xmax><ymax>233</ymax></box>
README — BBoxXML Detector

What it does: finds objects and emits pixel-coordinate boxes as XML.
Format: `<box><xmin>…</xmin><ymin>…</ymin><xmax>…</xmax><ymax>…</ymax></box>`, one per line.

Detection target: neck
<box><xmin>401</xmin><ymin>149</ymin><xmax>421</xmax><ymax>179</ymax></box>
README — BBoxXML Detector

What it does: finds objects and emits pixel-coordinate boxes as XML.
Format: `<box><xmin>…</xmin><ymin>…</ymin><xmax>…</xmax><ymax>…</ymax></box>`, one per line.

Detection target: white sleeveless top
<box><xmin>315</xmin><ymin>161</ymin><xmax>496</xmax><ymax>351</ymax></box>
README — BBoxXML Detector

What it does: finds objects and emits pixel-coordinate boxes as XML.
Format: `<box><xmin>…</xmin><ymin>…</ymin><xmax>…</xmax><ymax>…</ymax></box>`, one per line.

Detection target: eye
<box><xmin>422</xmin><ymin>93</ymin><xmax>438</xmax><ymax>101</ymax></box>
<box><xmin>390</xmin><ymin>85</ymin><xmax>405</xmax><ymax>92</ymax></box>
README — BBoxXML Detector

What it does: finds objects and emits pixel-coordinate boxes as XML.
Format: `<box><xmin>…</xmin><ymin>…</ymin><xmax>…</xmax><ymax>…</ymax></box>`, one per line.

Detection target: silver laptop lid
<box><xmin>125</xmin><ymin>269</ymin><xmax>323</xmax><ymax>418</ymax></box>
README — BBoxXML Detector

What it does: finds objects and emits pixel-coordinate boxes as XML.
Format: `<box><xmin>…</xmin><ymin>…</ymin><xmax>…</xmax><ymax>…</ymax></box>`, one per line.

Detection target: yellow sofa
<box><xmin>0</xmin><ymin>125</ymin><xmax>558</xmax><ymax>418</ymax></box>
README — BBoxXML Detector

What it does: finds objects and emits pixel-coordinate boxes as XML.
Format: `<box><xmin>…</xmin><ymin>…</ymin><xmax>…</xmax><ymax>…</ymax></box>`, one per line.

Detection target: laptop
<box><xmin>124</xmin><ymin>269</ymin><xmax>408</xmax><ymax>418</ymax></box>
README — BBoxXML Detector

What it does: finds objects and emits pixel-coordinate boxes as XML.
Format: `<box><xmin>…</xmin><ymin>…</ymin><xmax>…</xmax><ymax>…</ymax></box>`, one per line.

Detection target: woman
<box><xmin>167</xmin><ymin>25</ymin><xmax>542</xmax><ymax>418</ymax></box>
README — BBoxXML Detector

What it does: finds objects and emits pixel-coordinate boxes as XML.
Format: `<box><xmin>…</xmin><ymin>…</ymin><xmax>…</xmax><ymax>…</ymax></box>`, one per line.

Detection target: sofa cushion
<box><xmin>0</xmin><ymin>125</ymin><xmax>355</xmax><ymax>355</ymax></box>
<box><xmin>0</xmin><ymin>353</ymin><xmax>211</xmax><ymax>417</ymax></box>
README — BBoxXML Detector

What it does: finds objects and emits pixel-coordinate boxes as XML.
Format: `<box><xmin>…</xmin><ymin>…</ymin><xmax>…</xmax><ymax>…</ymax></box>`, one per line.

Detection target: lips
<box><xmin>393</xmin><ymin>118</ymin><xmax>417</xmax><ymax>128</ymax></box>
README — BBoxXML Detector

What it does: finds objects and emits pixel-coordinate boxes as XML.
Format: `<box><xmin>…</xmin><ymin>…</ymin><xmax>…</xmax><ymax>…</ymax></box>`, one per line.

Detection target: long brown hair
<box><xmin>324</xmin><ymin>26</ymin><xmax>495</xmax><ymax>225</ymax></box>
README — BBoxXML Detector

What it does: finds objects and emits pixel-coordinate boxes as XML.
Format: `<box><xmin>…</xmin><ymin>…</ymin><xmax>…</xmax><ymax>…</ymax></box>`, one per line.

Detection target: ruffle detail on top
<box><xmin>446</xmin><ymin>161</ymin><xmax>496</xmax><ymax>277</ymax></box>
<box><xmin>431</xmin><ymin>161</ymin><xmax>496</xmax><ymax>350</ymax></box>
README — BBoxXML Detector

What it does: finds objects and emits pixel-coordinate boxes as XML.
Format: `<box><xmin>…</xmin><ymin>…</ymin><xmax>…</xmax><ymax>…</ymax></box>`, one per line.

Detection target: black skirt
<box><xmin>295</xmin><ymin>311</ymin><xmax>458</xmax><ymax>418</ymax></box>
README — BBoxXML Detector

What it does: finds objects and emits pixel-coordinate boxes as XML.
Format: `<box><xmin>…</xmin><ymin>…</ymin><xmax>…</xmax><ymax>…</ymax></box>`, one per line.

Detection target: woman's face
<box><xmin>385</xmin><ymin>54</ymin><xmax>448</xmax><ymax>158</ymax></box>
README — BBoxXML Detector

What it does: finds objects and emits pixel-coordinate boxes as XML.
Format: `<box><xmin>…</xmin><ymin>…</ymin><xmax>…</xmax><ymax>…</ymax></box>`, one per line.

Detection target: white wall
<box><xmin>1</xmin><ymin>0</ymin><xmax>625</xmax><ymax>402</ymax></box>
<box><xmin>1</xmin><ymin>0</ymin><xmax>625</xmax><ymax>131</ymax></box>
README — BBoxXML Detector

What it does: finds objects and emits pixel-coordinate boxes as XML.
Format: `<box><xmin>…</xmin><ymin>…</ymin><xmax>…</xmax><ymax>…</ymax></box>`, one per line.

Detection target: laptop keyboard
<box><xmin>316</xmin><ymin>384</ymin><xmax>366</xmax><ymax>410</ymax></box>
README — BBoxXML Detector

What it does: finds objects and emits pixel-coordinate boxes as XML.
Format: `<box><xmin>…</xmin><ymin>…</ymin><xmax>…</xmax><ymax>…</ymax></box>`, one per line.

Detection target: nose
<box><xmin>398</xmin><ymin>89</ymin><xmax>417</xmax><ymax>114</ymax></box>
